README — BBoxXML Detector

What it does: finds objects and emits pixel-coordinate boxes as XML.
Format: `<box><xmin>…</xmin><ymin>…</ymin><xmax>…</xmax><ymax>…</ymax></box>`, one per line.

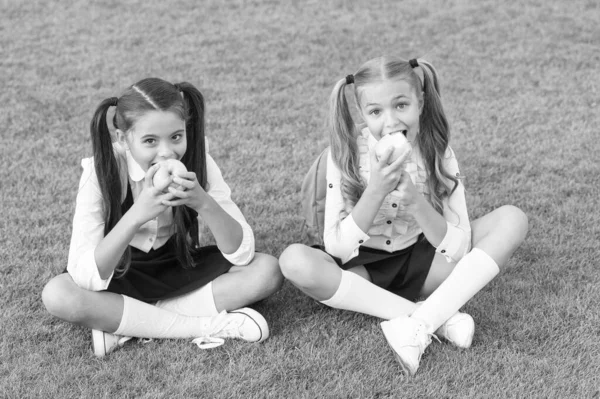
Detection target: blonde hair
<box><xmin>328</xmin><ymin>56</ymin><xmax>459</xmax><ymax>215</ymax></box>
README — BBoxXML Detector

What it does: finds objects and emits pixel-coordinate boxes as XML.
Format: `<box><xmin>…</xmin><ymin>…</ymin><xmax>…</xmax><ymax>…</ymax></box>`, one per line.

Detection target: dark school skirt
<box><xmin>313</xmin><ymin>235</ymin><xmax>435</xmax><ymax>301</ymax></box>
<box><xmin>66</xmin><ymin>238</ymin><xmax>234</xmax><ymax>303</ymax></box>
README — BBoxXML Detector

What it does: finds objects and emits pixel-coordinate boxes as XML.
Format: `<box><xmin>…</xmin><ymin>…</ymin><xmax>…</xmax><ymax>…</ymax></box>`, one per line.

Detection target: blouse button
<box><xmin>392</xmin><ymin>203</ymin><xmax>398</xmax><ymax>208</ymax></box>
<box><xmin>328</xmin><ymin>184</ymin><xmax>333</xmax><ymax>188</ymax></box>
<box><xmin>149</xmin><ymin>237</ymin><xmax>154</xmax><ymax>242</ymax></box>
<box><xmin>386</xmin><ymin>220</ymin><xmax>392</xmax><ymax>224</ymax></box>
<box><xmin>359</xmin><ymin>240</ymin><xmax>364</xmax><ymax>244</ymax></box>
<box><xmin>441</xmin><ymin>249</ymin><xmax>446</xmax><ymax>253</ymax></box>
<box><xmin>386</xmin><ymin>240</ymin><xmax>391</xmax><ymax>245</ymax></box>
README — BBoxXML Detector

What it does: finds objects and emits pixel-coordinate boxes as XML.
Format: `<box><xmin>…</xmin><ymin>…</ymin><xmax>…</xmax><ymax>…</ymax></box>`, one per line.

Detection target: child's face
<box><xmin>118</xmin><ymin>110</ymin><xmax>187</xmax><ymax>171</ymax></box>
<box><xmin>358</xmin><ymin>79</ymin><xmax>422</xmax><ymax>143</ymax></box>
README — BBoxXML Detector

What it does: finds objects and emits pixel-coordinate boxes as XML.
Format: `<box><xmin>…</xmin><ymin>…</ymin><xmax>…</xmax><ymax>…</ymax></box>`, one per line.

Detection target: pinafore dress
<box><xmin>103</xmin><ymin>183</ymin><xmax>234</xmax><ymax>303</ymax></box>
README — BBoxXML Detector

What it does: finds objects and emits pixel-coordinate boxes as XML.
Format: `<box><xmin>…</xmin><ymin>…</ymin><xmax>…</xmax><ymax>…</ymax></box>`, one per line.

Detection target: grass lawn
<box><xmin>1</xmin><ymin>0</ymin><xmax>599</xmax><ymax>397</ymax></box>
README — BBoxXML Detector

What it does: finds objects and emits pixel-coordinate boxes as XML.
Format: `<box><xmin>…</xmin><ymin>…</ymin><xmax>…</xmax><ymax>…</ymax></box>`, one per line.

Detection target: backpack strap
<box><xmin>300</xmin><ymin>147</ymin><xmax>330</xmax><ymax>245</ymax></box>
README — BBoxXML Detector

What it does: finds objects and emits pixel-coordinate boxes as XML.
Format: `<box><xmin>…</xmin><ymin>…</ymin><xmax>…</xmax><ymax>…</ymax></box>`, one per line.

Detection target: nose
<box><xmin>157</xmin><ymin>142</ymin><xmax>176</xmax><ymax>160</ymax></box>
<box><xmin>384</xmin><ymin>110</ymin><xmax>401</xmax><ymax>129</ymax></box>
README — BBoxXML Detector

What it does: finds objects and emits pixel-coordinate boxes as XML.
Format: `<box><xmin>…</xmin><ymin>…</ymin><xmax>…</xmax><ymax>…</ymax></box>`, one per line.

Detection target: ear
<box><xmin>116</xmin><ymin>129</ymin><xmax>129</xmax><ymax>149</ymax></box>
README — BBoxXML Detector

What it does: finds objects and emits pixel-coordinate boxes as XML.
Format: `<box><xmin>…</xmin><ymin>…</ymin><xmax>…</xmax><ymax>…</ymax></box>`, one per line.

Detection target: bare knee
<box><xmin>42</xmin><ymin>274</ymin><xmax>87</xmax><ymax>323</ymax></box>
<box><xmin>249</xmin><ymin>253</ymin><xmax>284</xmax><ymax>296</ymax></box>
<box><xmin>279</xmin><ymin>244</ymin><xmax>316</xmax><ymax>285</ymax></box>
<box><xmin>499</xmin><ymin>205</ymin><xmax>529</xmax><ymax>243</ymax></box>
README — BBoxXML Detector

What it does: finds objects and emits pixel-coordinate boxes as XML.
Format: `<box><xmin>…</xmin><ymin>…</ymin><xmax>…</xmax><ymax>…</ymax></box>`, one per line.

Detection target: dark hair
<box><xmin>90</xmin><ymin>78</ymin><xmax>207</xmax><ymax>277</ymax></box>
<box><xmin>329</xmin><ymin>57</ymin><xmax>458</xmax><ymax>215</ymax></box>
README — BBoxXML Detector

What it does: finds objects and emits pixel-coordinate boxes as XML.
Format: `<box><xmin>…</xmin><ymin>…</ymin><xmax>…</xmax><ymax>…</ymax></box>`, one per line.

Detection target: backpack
<box><xmin>300</xmin><ymin>147</ymin><xmax>330</xmax><ymax>245</ymax></box>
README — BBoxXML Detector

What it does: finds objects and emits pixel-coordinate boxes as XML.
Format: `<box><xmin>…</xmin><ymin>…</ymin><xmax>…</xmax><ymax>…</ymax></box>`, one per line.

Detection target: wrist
<box><xmin>363</xmin><ymin>185</ymin><xmax>387</xmax><ymax>203</ymax></box>
<box><xmin>192</xmin><ymin>194</ymin><xmax>215</xmax><ymax>215</ymax></box>
<box><xmin>413</xmin><ymin>194</ymin><xmax>430</xmax><ymax>213</ymax></box>
<box><xmin>124</xmin><ymin>205</ymin><xmax>147</xmax><ymax>229</ymax></box>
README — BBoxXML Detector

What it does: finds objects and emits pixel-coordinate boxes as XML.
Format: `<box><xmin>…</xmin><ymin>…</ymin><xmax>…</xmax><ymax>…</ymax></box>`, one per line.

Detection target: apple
<box><xmin>374</xmin><ymin>133</ymin><xmax>412</xmax><ymax>164</ymax></box>
<box><xmin>152</xmin><ymin>159</ymin><xmax>188</xmax><ymax>191</ymax></box>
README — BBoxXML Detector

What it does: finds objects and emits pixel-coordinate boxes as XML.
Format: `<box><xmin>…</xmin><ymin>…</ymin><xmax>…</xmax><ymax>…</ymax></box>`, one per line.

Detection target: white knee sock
<box><xmin>114</xmin><ymin>295</ymin><xmax>217</xmax><ymax>339</ymax></box>
<box><xmin>411</xmin><ymin>248</ymin><xmax>499</xmax><ymax>331</ymax></box>
<box><xmin>155</xmin><ymin>282</ymin><xmax>219</xmax><ymax>317</ymax></box>
<box><xmin>320</xmin><ymin>270</ymin><xmax>416</xmax><ymax>319</ymax></box>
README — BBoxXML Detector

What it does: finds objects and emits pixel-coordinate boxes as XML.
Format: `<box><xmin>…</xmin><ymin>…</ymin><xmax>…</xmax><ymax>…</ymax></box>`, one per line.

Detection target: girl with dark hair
<box><xmin>42</xmin><ymin>78</ymin><xmax>282</xmax><ymax>357</ymax></box>
<box><xmin>279</xmin><ymin>57</ymin><xmax>528</xmax><ymax>375</ymax></box>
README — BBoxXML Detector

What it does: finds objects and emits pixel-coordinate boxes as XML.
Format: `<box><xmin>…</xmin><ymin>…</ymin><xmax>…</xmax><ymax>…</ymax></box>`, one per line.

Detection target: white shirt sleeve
<box><xmin>435</xmin><ymin>147</ymin><xmax>471</xmax><ymax>263</ymax></box>
<box><xmin>323</xmin><ymin>150</ymin><xmax>370</xmax><ymax>264</ymax></box>
<box><xmin>66</xmin><ymin>158</ymin><xmax>114</xmax><ymax>291</ymax></box>
<box><xmin>204</xmin><ymin>153</ymin><xmax>255</xmax><ymax>266</ymax></box>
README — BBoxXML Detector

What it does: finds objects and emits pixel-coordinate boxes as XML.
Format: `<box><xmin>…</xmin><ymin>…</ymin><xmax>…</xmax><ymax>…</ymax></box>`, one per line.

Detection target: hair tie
<box><xmin>110</xmin><ymin>97</ymin><xmax>119</xmax><ymax>107</ymax></box>
<box><xmin>409</xmin><ymin>59</ymin><xmax>419</xmax><ymax>69</ymax></box>
<box><xmin>174</xmin><ymin>83</ymin><xmax>182</xmax><ymax>92</ymax></box>
<box><xmin>345</xmin><ymin>74</ymin><xmax>354</xmax><ymax>85</ymax></box>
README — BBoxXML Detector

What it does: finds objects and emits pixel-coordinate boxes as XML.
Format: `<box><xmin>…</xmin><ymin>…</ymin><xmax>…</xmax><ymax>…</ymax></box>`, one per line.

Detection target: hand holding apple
<box><xmin>375</xmin><ymin>133</ymin><xmax>412</xmax><ymax>164</ymax></box>
<box><xmin>152</xmin><ymin>159</ymin><xmax>188</xmax><ymax>192</ymax></box>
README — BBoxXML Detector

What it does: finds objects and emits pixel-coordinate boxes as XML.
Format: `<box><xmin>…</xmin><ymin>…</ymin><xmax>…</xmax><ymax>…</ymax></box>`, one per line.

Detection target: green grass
<box><xmin>1</xmin><ymin>0</ymin><xmax>599</xmax><ymax>397</ymax></box>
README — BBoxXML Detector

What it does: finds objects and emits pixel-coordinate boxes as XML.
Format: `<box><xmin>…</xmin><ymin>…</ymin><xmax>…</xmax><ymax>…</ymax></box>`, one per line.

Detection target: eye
<box><xmin>143</xmin><ymin>138</ymin><xmax>156</xmax><ymax>145</ymax></box>
<box><xmin>172</xmin><ymin>133</ymin><xmax>183</xmax><ymax>141</ymax></box>
<box><xmin>396</xmin><ymin>103</ymin><xmax>408</xmax><ymax>110</ymax></box>
<box><xmin>369</xmin><ymin>109</ymin><xmax>381</xmax><ymax>116</ymax></box>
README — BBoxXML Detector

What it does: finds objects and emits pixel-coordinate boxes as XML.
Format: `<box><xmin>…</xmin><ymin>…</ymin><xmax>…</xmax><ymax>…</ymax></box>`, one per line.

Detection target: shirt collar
<box><xmin>125</xmin><ymin>148</ymin><xmax>146</xmax><ymax>182</ymax></box>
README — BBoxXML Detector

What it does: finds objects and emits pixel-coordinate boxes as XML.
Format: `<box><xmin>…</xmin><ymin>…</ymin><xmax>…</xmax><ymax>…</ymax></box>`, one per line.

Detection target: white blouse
<box><xmin>324</xmin><ymin>128</ymin><xmax>471</xmax><ymax>265</ymax></box>
<box><xmin>67</xmin><ymin>142</ymin><xmax>255</xmax><ymax>291</ymax></box>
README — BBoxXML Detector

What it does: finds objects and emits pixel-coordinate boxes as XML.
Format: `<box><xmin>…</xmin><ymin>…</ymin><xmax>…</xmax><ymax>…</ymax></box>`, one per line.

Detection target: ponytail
<box><xmin>91</xmin><ymin>78</ymin><xmax>210</xmax><ymax>276</ymax></box>
<box><xmin>89</xmin><ymin>97</ymin><xmax>131</xmax><ymax>276</ymax></box>
<box><xmin>172</xmin><ymin>82</ymin><xmax>207</xmax><ymax>269</ymax></box>
<box><xmin>413</xmin><ymin>59</ymin><xmax>459</xmax><ymax>213</ymax></box>
<box><xmin>328</xmin><ymin>78</ymin><xmax>365</xmax><ymax>216</ymax></box>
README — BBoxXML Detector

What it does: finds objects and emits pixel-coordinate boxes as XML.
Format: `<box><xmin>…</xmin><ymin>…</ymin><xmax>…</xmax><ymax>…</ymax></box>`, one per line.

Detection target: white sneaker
<box><xmin>92</xmin><ymin>329</ymin><xmax>133</xmax><ymax>358</ymax></box>
<box><xmin>192</xmin><ymin>308</ymin><xmax>269</xmax><ymax>349</ymax></box>
<box><xmin>435</xmin><ymin>311</ymin><xmax>475</xmax><ymax>349</ymax></box>
<box><xmin>381</xmin><ymin>315</ymin><xmax>437</xmax><ymax>376</ymax></box>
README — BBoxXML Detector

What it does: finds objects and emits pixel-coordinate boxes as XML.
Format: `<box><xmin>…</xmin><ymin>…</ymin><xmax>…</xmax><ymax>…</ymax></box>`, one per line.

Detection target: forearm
<box><xmin>350</xmin><ymin>186</ymin><xmax>386</xmax><ymax>233</ymax></box>
<box><xmin>195</xmin><ymin>197</ymin><xmax>243</xmax><ymax>254</ymax></box>
<box><xmin>94</xmin><ymin>210</ymin><xmax>143</xmax><ymax>279</ymax></box>
<box><xmin>413</xmin><ymin>195</ymin><xmax>447</xmax><ymax>247</ymax></box>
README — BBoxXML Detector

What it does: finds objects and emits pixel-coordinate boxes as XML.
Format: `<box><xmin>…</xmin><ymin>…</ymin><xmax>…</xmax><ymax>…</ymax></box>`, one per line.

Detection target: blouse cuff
<box><xmin>435</xmin><ymin>222</ymin><xmax>471</xmax><ymax>263</ymax></box>
<box><xmin>67</xmin><ymin>249</ymin><xmax>114</xmax><ymax>291</ymax></box>
<box><xmin>326</xmin><ymin>214</ymin><xmax>370</xmax><ymax>265</ymax></box>
<box><xmin>221</xmin><ymin>222</ymin><xmax>255</xmax><ymax>266</ymax></box>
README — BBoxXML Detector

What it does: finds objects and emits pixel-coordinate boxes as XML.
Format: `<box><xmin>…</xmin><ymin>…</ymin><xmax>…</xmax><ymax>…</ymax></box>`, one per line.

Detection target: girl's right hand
<box><xmin>367</xmin><ymin>147</ymin><xmax>410</xmax><ymax>198</ymax></box>
<box><xmin>129</xmin><ymin>164</ymin><xmax>176</xmax><ymax>226</ymax></box>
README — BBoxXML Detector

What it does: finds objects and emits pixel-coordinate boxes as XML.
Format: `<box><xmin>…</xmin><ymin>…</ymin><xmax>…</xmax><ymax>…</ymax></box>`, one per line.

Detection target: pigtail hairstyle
<box><xmin>328</xmin><ymin>78</ymin><xmax>365</xmax><ymax>216</ymax></box>
<box><xmin>171</xmin><ymin>81</ymin><xmax>207</xmax><ymax>269</ymax></box>
<box><xmin>412</xmin><ymin>59</ymin><xmax>459</xmax><ymax>213</ymax></box>
<box><xmin>89</xmin><ymin>97</ymin><xmax>131</xmax><ymax>273</ymax></box>
<box><xmin>334</xmin><ymin>56</ymin><xmax>459</xmax><ymax>219</ymax></box>
<box><xmin>98</xmin><ymin>78</ymin><xmax>208</xmax><ymax>278</ymax></box>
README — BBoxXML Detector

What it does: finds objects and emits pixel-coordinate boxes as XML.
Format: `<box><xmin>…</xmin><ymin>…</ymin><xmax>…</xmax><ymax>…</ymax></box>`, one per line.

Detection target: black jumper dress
<box><xmin>314</xmin><ymin>234</ymin><xmax>436</xmax><ymax>301</ymax></box>
<box><xmin>70</xmin><ymin>183</ymin><xmax>234</xmax><ymax>303</ymax></box>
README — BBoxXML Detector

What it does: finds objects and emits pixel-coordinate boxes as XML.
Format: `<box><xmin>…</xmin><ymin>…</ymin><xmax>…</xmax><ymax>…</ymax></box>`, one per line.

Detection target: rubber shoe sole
<box><xmin>92</xmin><ymin>329</ymin><xmax>132</xmax><ymax>358</ymax></box>
<box><xmin>436</xmin><ymin>312</ymin><xmax>475</xmax><ymax>349</ymax></box>
<box><xmin>229</xmin><ymin>307</ymin><xmax>269</xmax><ymax>343</ymax></box>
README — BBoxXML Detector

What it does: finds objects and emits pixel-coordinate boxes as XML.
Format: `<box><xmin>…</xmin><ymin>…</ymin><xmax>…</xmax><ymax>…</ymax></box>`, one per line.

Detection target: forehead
<box><xmin>130</xmin><ymin>110</ymin><xmax>185</xmax><ymax>135</ymax></box>
<box><xmin>358</xmin><ymin>79</ymin><xmax>417</xmax><ymax>106</ymax></box>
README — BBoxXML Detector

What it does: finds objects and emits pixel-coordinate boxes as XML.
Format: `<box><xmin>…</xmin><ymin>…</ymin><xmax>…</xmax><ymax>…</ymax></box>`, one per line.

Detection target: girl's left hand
<box><xmin>394</xmin><ymin>170</ymin><xmax>421</xmax><ymax>214</ymax></box>
<box><xmin>162</xmin><ymin>172</ymin><xmax>209</xmax><ymax>212</ymax></box>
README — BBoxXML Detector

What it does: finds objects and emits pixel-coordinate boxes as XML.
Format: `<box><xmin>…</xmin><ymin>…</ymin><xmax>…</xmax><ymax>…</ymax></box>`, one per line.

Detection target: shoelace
<box><xmin>413</xmin><ymin>323</ymin><xmax>440</xmax><ymax>361</ymax></box>
<box><xmin>191</xmin><ymin>311</ymin><xmax>239</xmax><ymax>350</ymax></box>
